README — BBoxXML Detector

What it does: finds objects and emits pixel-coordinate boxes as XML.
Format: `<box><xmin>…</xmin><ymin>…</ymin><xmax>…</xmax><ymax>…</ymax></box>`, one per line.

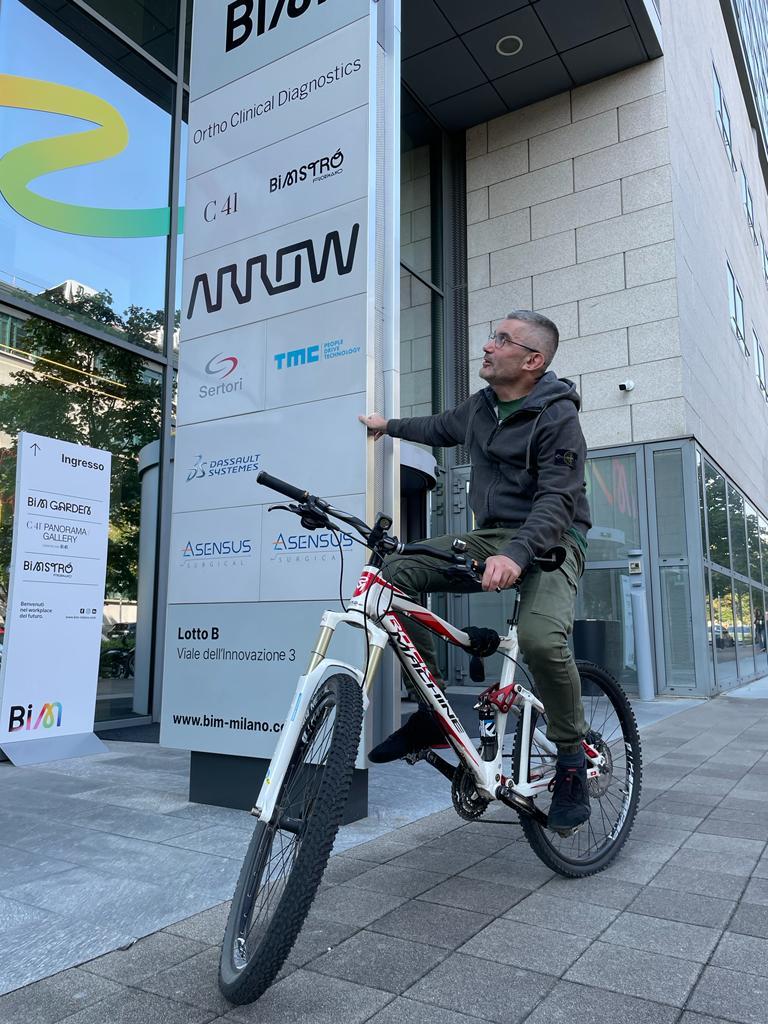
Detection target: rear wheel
<box><xmin>219</xmin><ymin>673</ymin><xmax>363</xmax><ymax>1004</ymax></box>
<box><xmin>513</xmin><ymin>660</ymin><xmax>642</xmax><ymax>877</ymax></box>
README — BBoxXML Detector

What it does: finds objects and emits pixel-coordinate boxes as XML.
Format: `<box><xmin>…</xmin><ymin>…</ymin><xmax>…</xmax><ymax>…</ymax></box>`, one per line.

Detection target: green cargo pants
<box><xmin>381</xmin><ymin>528</ymin><xmax>587</xmax><ymax>753</ymax></box>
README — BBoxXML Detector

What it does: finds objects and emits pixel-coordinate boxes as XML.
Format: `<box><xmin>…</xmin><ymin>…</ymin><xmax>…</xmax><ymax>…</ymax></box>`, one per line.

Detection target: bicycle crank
<box><xmin>496</xmin><ymin>783</ymin><xmax>548</xmax><ymax>827</ymax></box>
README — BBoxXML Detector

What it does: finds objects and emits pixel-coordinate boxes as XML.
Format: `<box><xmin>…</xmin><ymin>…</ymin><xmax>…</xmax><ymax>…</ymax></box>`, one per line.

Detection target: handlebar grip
<box><xmin>256</xmin><ymin>471</ymin><xmax>309</xmax><ymax>503</ymax></box>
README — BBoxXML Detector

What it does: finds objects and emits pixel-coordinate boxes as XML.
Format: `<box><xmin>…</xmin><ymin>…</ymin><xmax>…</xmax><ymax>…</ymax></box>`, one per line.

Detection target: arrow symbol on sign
<box><xmin>30</xmin><ymin>443</ymin><xmax>40</xmax><ymax>456</ymax></box>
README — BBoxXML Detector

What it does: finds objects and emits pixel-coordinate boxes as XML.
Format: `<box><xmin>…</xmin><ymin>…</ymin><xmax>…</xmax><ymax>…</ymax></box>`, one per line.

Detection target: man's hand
<box><xmin>482</xmin><ymin>554</ymin><xmax>522</xmax><ymax>592</ymax></box>
<box><xmin>358</xmin><ymin>413</ymin><xmax>388</xmax><ymax>440</ymax></box>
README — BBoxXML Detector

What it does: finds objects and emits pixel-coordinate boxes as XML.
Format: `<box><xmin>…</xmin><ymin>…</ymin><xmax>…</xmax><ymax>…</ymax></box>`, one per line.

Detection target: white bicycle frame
<box><xmin>252</xmin><ymin>563</ymin><xmax>604</xmax><ymax>825</ymax></box>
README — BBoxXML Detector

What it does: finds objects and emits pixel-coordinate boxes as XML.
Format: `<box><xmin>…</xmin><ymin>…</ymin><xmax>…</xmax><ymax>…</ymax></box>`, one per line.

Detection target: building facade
<box><xmin>0</xmin><ymin>0</ymin><xmax>766</xmax><ymax>730</ymax></box>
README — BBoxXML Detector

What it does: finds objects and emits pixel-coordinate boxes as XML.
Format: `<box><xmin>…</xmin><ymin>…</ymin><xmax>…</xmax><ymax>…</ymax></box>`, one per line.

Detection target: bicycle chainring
<box><xmin>451</xmin><ymin>767</ymin><xmax>490</xmax><ymax>821</ymax></box>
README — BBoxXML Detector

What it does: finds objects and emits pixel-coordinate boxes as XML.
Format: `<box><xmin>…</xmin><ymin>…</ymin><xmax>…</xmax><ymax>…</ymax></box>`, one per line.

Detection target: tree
<box><xmin>0</xmin><ymin>288</ymin><xmax>163</xmax><ymax>602</ymax></box>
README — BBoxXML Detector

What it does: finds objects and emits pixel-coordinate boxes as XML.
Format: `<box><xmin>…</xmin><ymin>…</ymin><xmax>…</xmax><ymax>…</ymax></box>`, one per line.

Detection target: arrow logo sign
<box><xmin>30</xmin><ymin>442</ymin><xmax>40</xmax><ymax>456</ymax></box>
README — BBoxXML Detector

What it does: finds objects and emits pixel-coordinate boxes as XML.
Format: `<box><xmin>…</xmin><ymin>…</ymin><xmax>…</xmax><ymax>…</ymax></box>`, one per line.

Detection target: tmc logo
<box><xmin>205</xmin><ymin>353</ymin><xmax>239</xmax><ymax>378</ymax></box>
<box><xmin>186</xmin><ymin>223</ymin><xmax>360</xmax><ymax>319</ymax></box>
<box><xmin>274</xmin><ymin>346</ymin><xmax>319</xmax><ymax>370</ymax></box>
<box><xmin>8</xmin><ymin>702</ymin><xmax>63</xmax><ymax>733</ymax></box>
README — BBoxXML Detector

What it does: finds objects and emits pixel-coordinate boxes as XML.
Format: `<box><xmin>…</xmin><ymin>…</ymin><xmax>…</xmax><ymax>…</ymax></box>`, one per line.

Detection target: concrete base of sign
<box><xmin>189</xmin><ymin>751</ymin><xmax>369</xmax><ymax>823</ymax></box>
<box><xmin>0</xmin><ymin>731</ymin><xmax>107</xmax><ymax>765</ymax></box>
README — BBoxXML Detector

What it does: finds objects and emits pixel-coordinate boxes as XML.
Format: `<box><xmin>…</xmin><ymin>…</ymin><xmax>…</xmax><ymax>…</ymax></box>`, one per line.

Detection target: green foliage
<box><xmin>0</xmin><ymin>289</ymin><xmax>162</xmax><ymax>600</ymax></box>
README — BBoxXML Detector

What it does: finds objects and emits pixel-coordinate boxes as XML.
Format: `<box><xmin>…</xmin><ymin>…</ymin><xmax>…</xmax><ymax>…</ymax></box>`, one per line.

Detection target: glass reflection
<box><xmin>0</xmin><ymin>0</ymin><xmax>173</xmax><ymax>348</ymax></box>
<box><xmin>710</xmin><ymin>570</ymin><xmax>738</xmax><ymax>688</ymax></box>
<box><xmin>584</xmin><ymin>455</ymin><xmax>640</xmax><ymax>561</ymax></box>
<box><xmin>0</xmin><ymin>308</ymin><xmax>162</xmax><ymax>720</ymax></box>
<box><xmin>659</xmin><ymin>566</ymin><xmax>695</xmax><ymax>688</ymax></box>
<box><xmin>704</xmin><ymin>463</ymin><xmax>729</xmax><ymax>568</ymax></box>
<box><xmin>753</xmin><ymin>589</ymin><xmax>768</xmax><ymax>676</ymax></box>
<box><xmin>574</xmin><ymin>567</ymin><xmax>638</xmax><ymax>693</ymax></box>
<box><xmin>728</xmin><ymin>484</ymin><xmax>748</xmax><ymax>577</ymax></box>
<box><xmin>733</xmin><ymin>580</ymin><xmax>755</xmax><ymax>677</ymax></box>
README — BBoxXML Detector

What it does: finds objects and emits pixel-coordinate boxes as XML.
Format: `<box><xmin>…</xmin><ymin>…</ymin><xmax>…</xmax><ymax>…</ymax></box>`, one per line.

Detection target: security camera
<box><xmin>618</xmin><ymin>380</ymin><xmax>635</xmax><ymax>392</ymax></box>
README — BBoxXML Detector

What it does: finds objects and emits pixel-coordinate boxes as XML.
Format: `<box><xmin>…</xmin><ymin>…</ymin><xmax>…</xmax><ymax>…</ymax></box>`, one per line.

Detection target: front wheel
<box><xmin>219</xmin><ymin>673</ymin><xmax>363</xmax><ymax>1004</ymax></box>
<box><xmin>513</xmin><ymin>660</ymin><xmax>642</xmax><ymax>877</ymax></box>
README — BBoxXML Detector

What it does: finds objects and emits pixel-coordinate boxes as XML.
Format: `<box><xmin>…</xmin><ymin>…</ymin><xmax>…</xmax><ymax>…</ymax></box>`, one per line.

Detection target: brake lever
<box><xmin>266</xmin><ymin>502</ymin><xmax>330</xmax><ymax>532</ymax></box>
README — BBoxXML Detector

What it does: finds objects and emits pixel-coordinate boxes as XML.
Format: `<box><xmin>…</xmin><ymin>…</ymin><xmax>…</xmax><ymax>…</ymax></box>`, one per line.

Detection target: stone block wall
<box><xmin>465</xmin><ymin>59</ymin><xmax>685</xmax><ymax>450</ymax></box>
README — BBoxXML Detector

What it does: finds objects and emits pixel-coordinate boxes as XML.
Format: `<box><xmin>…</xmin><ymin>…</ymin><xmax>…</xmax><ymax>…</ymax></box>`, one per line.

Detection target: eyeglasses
<box><xmin>488</xmin><ymin>332</ymin><xmax>541</xmax><ymax>354</ymax></box>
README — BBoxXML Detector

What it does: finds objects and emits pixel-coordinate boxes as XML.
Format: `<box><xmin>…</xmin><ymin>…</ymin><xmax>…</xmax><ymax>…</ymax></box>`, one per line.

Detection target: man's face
<box><xmin>479</xmin><ymin>318</ymin><xmax>545</xmax><ymax>388</ymax></box>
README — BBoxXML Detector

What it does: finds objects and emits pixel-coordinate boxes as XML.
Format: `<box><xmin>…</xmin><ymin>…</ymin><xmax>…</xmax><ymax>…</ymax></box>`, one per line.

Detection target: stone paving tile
<box><xmin>389</xmin><ymin>839</ymin><xmax>490</xmax><ymax>875</ymax></box>
<box><xmin>635</xmin><ymin>809</ymin><xmax>703</xmax><ymax>832</ymax></box>
<box><xmin>364</xmin><ymin>995</ymin><xmax>482</xmax><ymax>1024</ymax></box>
<box><xmin>307</xmin><ymin>886</ymin><xmax>407</xmax><ymax>928</ymax></box>
<box><xmin>600</xmin><ymin>911</ymin><xmax>721</xmax><ymax>962</ymax></box>
<box><xmin>523</xmin><ymin>978</ymin><xmax>680</xmax><ymax>1024</ymax></box>
<box><xmin>626</xmin><ymin>887</ymin><xmax>736</xmax><ymax>928</ymax></box>
<box><xmin>320</xmin><ymin>856</ymin><xmax>371</xmax><ymax>886</ymax></box>
<box><xmin>629</xmin><ymin>822</ymin><xmax>692</xmax><ymax>849</ymax></box>
<box><xmin>664</xmin><ymin>847</ymin><xmax>759</xmax><ymax>878</ymax></box>
<box><xmin>0</xmin><ymin>968</ymin><xmax>126</xmax><ymax>1024</ymax></box>
<box><xmin>695</xmin><ymin>818</ymin><xmax>768</xmax><ymax>841</ymax></box>
<box><xmin>368</xmin><ymin>897</ymin><xmax>491</xmax><ymax>950</ymax></box>
<box><xmin>564</xmin><ymin>941</ymin><xmax>702</xmax><ymax>1007</ymax></box>
<box><xmin>707</xmin><ymin>801</ymin><xmax>768</xmax><ymax>826</ymax></box>
<box><xmin>135</xmin><ymin>946</ymin><xmax>233</xmax><ymax>1017</ymax></box>
<box><xmin>336</xmin><ymin>836</ymin><xmax>421</xmax><ymax>865</ymax></box>
<box><xmin>459</xmin><ymin>918</ymin><xmax>591</xmax><ymax>976</ymax></box>
<box><xmin>459</xmin><ymin>851</ymin><xmax>555</xmax><ymax>890</ymax></box>
<box><xmin>681</xmin><ymin>832</ymin><xmax>766</xmax><ymax>857</ymax></box>
<box><xmin>711</xmin><ymin>931</ymin><xmax>768</xmax><ymax>976</ymax></box>
<box><xmin>649</xmin><ymin>865</ymin><xmax>748</xmax><ymax>900</ymax></box>
<box><xmin>537</xmin><ymin>873</ymin><xmax>643</xmax><ymax>909</ymax></box>
<box><xmin>0</xmin><ymin>841</ymin><xmax>76</xmax><ymax>892</ymax></box>
<box><xmin>286</xmin><ymin>916</ymin><xmax>361</xmax><ymax>967</ymax></box>
<box><xmin>0</xmin><ymin>895</ymin><xmax>56</xmax><ymax>934</ymax></box>
<box><xmin>598</xmin><ymin>842</ymin><xmax>675</xmax><ymax>884</ymax></box>
<box><xmin>223</xmin><ymin>969</ymin><xmax>392</xmax><ymax>1024</ymax></box>
<box><xmin>403</xmin><ymin>952</ymin><xmax>555</xmax><ymax>1024</ymax></box>
<box><xmin>688</xmin><ymin>964</ymin><xmax>768</xmax><ymax>1024</ymax></box>
<box><xmin>729</xmin><ymin>901</ymin><xmax>768</xmax><ymax>938</ymax></box>
<box><xmin>678</xmin><ymin>1014</ymin><xmax>742</xmax><ymax>1024</ymax></box>
<box><xmin>78</xmin><ymin>931</ymin><xmax>207</xmax><ymax>982</ymax></box>
<box><xmin>502</xmin><ymin>891</ymin><xmax>619</xmax><ymax>938</ymax></box>
<box><xmin>161</xmin><ymin>826</ymin><xmax>254</xmax><ymax>861</ymax></box>
<box><xmin>345</xmin><ymin>863</ymin><xmax>447</xmax><ymax>899</ymax></box>
<box><xmin>56</xmin><ymin>988</ymin><xmax>217</xmax><ymax>1023</ymax></box>
<box><xmin>742</xmin><ymin>877</ymin><xmax>768</xmax><ymax>905</ymax></box>
<box><xmin>308</xmin><ymin>930</ymin><xmax>446</xmax><ymax>993</ymax></box>
<box><xmin>163</xmin><ymin>902</ymin><xmax>230</xmax><ymax>945</ymax></box>
<box><xmin>417</xmin><ymin>875</ymin><xmax>530</xmax><ymax>916</ymax></box>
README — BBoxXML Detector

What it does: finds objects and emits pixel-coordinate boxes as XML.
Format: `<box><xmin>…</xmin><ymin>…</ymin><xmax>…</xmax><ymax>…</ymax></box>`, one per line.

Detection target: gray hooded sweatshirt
<box><xmin>386</xmin><ymin>372</ymin><xmax>592</xmax><ymax>570</ymax></box>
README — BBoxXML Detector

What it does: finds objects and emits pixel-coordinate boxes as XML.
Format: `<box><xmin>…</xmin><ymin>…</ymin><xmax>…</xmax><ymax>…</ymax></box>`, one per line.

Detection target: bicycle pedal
<box><xmin>404</xmin><ymin>750</ymin><xmax>426</xmax><ymax>765</ymax></box>
<box><xmin>548</xmin><ymin>823</ymin><xmax>583</xmax><ymax>838</ymax></box>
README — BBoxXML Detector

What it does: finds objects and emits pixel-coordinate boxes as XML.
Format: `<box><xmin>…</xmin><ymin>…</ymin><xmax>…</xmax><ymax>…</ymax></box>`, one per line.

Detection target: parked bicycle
<box><xmin>219</xmin><ymin>472</ymin><xmax>642</xmax><ymax>1004</ymax></box>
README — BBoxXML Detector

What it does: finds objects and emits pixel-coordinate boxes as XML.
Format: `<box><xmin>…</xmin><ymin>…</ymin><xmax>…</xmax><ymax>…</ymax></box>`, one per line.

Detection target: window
<box><xmin>754</xmin><ymin>329</ymin><xmax>767</xmax><ymax>397</ymax></box>
<box><xmin>713</xmin><ymin>65</ymin><xmax>736</xmax><ymax>170</ymax></box>
<box><xmin>741</xmin><ymin>165</ymin><xmax>758</xmax><ymax>243</ymax></box>
<box><xmin>727</xmin><ymin>262</ymin><xmax>746</xmax><ymax>351</ymax></box>
<box><xmin>762</xmin><ymin>235</ymin><xmax>768</xmax><ymax>286</ymax></box>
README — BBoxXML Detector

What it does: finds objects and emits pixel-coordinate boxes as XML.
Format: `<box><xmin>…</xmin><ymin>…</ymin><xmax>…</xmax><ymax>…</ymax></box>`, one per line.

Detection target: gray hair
<box><xmin>505</xmin><ymin>309</ymin><xmax>559</xmax><ymax>366</ymax></box>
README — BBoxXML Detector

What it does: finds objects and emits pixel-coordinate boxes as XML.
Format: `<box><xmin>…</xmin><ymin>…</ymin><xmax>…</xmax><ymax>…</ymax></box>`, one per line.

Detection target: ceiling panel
<box><xmin>493</xmin><ymin>56</ymin><xmax>573</xmax><ymax>112</ymax></box>
<box><xmin>462</xmin><ymin>7</ymin><xmax>557</xmax><ymax>81</ymax></box>
<box><xmin>402</xmin><ymin>38</ymin><xmax>486</xmax><ymax>107</ymax></box>
<box><xmin>434</xmin><ymin>0</ymin><xmax>531</xmax><ymax>35</ymax></box>
<box><xmin>401</xmin><ymin>0</ymin><xmax>455</xmax><ymax>59</ymax></box>
<box><xmin>560</xmin><ymin>26</ymin><xmax>646</xmax><ymax>85</ymax></box>
<box><xmin>430</xmin><ymin>83</ymin><xmax>508</xmax><ymax>133</ymax></box>
<box><xmin>534</xmin><ymin>0</ymin><xmax>630</xmax><ymax>52</ymax></box>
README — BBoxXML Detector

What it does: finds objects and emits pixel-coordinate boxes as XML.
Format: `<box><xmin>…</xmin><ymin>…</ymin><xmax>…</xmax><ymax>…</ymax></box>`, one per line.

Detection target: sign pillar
<box><xmin>161</xmin><ymin>0</ymin><xmax>400</xmax><ymax>813</ymax></box>
<box><xmin>0</xmin><ymin>432</ymin><xmax>110</xmax><ymax>765</ymax></box>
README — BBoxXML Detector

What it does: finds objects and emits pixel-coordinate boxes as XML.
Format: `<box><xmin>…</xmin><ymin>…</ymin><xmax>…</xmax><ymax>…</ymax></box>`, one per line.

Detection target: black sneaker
<box><xmin>368</xmin><ymin>707</ymin><xmax>448</xmax><ymax>764</ymax></box>
<box><xmin>547</xmin><ymin>760</ymin><xmax>591</xmax><ymax>832</ymax></box>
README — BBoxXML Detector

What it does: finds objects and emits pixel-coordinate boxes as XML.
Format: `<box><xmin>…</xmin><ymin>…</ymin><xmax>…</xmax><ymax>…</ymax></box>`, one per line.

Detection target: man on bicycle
<box><xmin>359</xmin><ymin>309</ymin><xmax>592</xmax><ymax>831</ymax></box>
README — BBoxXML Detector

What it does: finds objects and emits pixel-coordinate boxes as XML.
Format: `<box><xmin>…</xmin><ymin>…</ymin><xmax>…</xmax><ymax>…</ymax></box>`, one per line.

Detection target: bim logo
<box><xmin>8</xmin><ymin>702</ymin><xmax>63</xmax><ymax>733</ymax></box>
<box><xmin>182</xmin><ymin>538</ymin><xmax>252</xmax><ymax>559</ymax></box>
<box><xmin>205</xmin><ymin>353</ymin><xmax>239</xmax><ymax>378</ymax></box>
<box><xmin>186</xmin><ymin>452</ymin><xmax>260</xmax><ymax>482</ymax></box>
<box><xmin>186</xmin><ymin>224</ymin><xmax>359</xmax><ymax>319</ymax></box>
<box><xmin>274</xmin><ymin>337</ymin><xmax>361</xmax><ymax>370</ymax></box>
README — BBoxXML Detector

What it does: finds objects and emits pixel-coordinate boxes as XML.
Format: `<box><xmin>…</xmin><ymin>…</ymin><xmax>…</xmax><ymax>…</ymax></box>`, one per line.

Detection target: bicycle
<box><xmin>219</xmin><ymin>471</ymin><xmax>643</xmax><ymax>1004</ymax></box>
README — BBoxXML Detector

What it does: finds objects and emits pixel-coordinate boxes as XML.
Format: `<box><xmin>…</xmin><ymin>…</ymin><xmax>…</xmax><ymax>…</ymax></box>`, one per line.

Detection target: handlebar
<box><xmin>256</xmin><ymin>470</ymin><xmax>567</xmax><ymax>584</ymax></box>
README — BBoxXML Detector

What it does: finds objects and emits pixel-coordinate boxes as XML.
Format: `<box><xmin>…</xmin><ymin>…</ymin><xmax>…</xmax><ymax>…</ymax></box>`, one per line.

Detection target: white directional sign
<box><xmin>161</xmin><ymin>0</ymin><xmax>401</xmax><ymax>759</ymax></box>
<box><xmin>0</xmin><ymin>433</ymin><xmax>111</xmax><ymax>765</ymax></box>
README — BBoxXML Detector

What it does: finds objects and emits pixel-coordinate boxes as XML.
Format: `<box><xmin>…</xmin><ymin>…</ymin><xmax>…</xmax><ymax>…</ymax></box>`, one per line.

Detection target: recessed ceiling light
<box><xmin>496</xmin><ymin>35</ymin><xmax>524</xmax><ymax>57</ymax></box>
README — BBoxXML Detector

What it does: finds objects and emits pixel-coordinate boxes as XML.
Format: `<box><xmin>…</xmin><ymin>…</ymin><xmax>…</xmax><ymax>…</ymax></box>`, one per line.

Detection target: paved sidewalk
<box><xmin>3</xmin><ymin>693</ymin><xmax>768</xmax><ymax>1023</ymax></box>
